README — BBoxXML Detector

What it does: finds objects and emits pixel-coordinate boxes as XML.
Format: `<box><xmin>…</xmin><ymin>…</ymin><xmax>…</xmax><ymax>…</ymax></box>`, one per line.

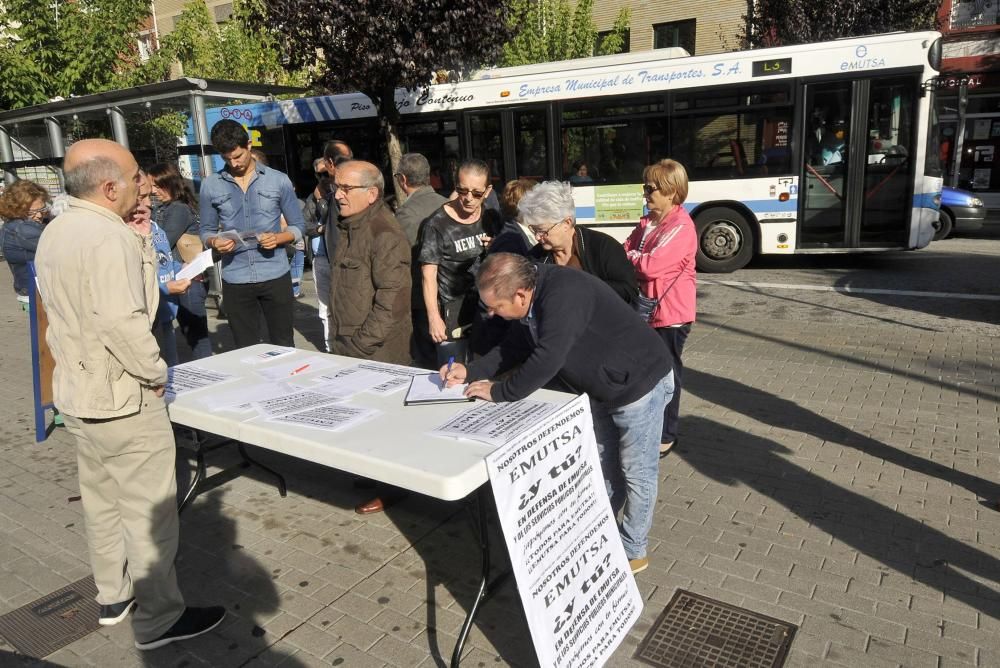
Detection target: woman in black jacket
<box><xmin>523</xmin><ymin>181</ymin><xmax>638</xmax><ymax>303</ymax></box>
<box><xmin>148</xmin><ymin>162</ymin><xmax>212</xmax><ymax>359</ymax></box>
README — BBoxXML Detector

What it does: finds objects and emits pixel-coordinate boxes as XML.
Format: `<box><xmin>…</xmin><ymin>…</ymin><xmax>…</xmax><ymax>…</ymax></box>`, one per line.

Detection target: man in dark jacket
<box><xmin>327</xmin><ymin>161</ymin><xmax>411</xmax><ymax>363</ymax></box>
<box><xmin>442</xmin><ymin>253</ymin><xmax>673</xmax><ymax>575</ymax></box>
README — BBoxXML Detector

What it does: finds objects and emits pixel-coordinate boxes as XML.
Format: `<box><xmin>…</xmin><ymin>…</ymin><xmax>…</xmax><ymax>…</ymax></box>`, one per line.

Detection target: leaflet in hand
<box><xmin>216</xmin><ymin>229</ymin><xmax>256</xmax><ymax>247</ymax></box>
<box><xmin>175</xmin><ymin>248</ymin><xmax>214</xmax><ymax>281</ymax></box>
<box><xmin>404</xmin><ymin>373</ymin><xmax>472</xmax><ymax>406</ymax></box>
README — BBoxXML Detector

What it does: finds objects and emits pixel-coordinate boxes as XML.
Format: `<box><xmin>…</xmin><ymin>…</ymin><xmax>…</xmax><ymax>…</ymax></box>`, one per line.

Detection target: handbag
<box><xmin>633</xmin><ymin>268</ymin><xmax>684</xmax><ymax>323</ymax></box>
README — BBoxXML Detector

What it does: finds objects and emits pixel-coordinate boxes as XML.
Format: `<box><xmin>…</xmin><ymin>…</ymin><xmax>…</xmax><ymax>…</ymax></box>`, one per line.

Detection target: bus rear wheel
<box><xmin>695</xmin><ymin>208</ymin><xmax>754</xmax><ymax>273</ymax></box>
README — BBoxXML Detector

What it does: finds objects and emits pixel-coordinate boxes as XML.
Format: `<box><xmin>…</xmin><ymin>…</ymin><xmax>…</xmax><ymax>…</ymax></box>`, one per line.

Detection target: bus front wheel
<box><xmin>695</xmin><ymin>208</ymin><xmax>754</xmax><ymax>273</ymax></box>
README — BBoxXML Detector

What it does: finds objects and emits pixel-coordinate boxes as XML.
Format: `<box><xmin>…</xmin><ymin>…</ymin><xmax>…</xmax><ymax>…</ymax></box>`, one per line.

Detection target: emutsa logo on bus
<box><xmin>220</xmin><ymin>108</ymin><xmax>254</xmax><ymax>122</ymax></box>
<box><xmin>840</xmin><ymin>44</ymin><xmax>886</xmax><ymax>72</ymax></box>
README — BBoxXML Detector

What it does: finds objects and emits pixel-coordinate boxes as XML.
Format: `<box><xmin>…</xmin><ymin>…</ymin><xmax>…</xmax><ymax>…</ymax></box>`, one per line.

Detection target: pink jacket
<box><xmin>623</xmin><ymin>207</ymin><xmax>697</xmax><ymax>328</ymax></box>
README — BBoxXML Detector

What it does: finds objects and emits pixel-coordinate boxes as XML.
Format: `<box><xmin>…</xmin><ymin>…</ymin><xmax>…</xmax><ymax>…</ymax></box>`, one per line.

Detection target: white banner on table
<box><xmin>251</xmin><ymin>390</ymin><xmax>341</xmax><ymax>417</ymax></box>
<box><xmin>487</xmin><ymin>395</ymin><xmax>641</xmax><ymax>668</ymax></box>
<box><xmin>165</xmin><ymin>365</ymin><xmax>235</xmax><ymax>398</ymax></box>
<box><xmin>268</xmin><ymin>404</ymin><xmax>380</xmax><ymax>432</ymax></box>
<box><xmin>430</xmin><ymin>399</ymin><xmax>559</xmax><ymax>446</ymax></box>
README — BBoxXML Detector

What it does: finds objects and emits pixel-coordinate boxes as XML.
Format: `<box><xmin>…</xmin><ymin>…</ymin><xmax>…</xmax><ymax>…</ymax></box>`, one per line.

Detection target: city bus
<box><xmin>188</xmin><ymin>31</ymin><xmax>944</xmax><ymax>272</ymax></box>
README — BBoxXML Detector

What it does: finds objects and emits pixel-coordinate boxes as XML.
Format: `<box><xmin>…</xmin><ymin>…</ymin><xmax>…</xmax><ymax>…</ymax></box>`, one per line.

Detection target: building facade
<box><xmin>592</xmin><ymin>0</ymin><xmax>748</xmax><ymax>56</ymax></box>
<box><xmin>153</xmin><ymin>0</ymin><xmax>233</xmax><ymax>36</ymax></box>
<box><xmin>936</xmin><ymin>0</ymin><xmax>1000</xmax><ymax>200</ymax></box>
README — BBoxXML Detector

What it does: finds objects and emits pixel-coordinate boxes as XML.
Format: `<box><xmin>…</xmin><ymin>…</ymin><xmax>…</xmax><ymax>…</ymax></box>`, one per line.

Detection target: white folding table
<box><xmin>167</xmin><ymin>345</ymin><xmax>572</xmax><ymax>666</ymax></box>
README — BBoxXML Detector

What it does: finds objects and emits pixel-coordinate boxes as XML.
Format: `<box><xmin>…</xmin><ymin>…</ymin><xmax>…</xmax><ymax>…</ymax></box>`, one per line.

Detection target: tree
<box><xmin>257</xmin><ymin>0</ymin><xmax>515</xmax><ymax>199</ymax></box>
<box><xmin>0</xmin><ymin>0</ymin><xmax>151</xmax><ymax>110</ymax></box>
<box><xmin>501</xmin><ymin>0</ymin><xmax>631</xmax><ymax>67</ymax></box>
<box><xmin>743</xmin><ymin>0</ymin><xmax>938</xmax><ymax>48</ymax></box>
<box><xmin>125</xmin><ymin>0</ymin><xmax>311</xmax><ymax>87</ymax></box>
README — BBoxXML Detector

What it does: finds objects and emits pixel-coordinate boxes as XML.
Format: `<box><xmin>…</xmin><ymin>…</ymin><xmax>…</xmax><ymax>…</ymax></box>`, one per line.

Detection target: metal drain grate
<box><xmin>635</xmin><ymin>589</ymin><xmax>797</xmax><ymax>668</ymax></box>
<box><xmin>0</xmin><ymin>576</ymin><xmax>101</xmax><ymax>659</ymax></box>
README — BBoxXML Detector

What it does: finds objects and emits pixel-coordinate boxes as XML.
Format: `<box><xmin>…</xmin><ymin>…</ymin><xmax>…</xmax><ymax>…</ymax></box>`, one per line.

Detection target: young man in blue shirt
<box><xmin>199</xmin><ymin>120</ymin><xmax>306</xmax><ymax>348</ymax></box>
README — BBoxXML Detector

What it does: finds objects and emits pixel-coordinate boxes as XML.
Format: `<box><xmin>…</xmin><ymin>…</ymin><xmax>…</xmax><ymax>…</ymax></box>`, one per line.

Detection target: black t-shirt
<box><xmin>153</xmin><ymin>200</ymin><xmax>198</xmax><ymax>248</ymax></box>
<box><xmin>418</xmin><ymin>207</ymin><xmax>486</xmax><ymax>306</ymax></box>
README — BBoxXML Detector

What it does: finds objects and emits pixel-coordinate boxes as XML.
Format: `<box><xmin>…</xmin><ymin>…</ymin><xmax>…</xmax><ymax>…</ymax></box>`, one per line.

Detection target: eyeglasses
<box><xmin>642</xmin><ymin>184</ymin><xmax>660</xmax><ymax>196</ymax></box>
<box><xmin>455</xmin><ymin>187</ymin><xmax>488</xmax><ymax>199</ymax></box>
<box><xmin>334</xmin><ymin>183</ymin><xmax>370</xmax><ymax>194</ymax></box>
<box><xmin>27</xmin><ymin>205</ymin><xmax>50</xmax><ymax>215</ymax></box>
<box><xmin>528</xmin><ymin>220</ymin><xmax>565</xmax><ymax>237</ymax></box>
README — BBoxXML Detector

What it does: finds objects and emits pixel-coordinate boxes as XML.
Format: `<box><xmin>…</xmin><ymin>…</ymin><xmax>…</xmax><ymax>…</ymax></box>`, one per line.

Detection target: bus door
<box><xmin>464</xmin><ymin>106</ymin><xmax>555</xmax><ymax>192</ymax></box>
<box><xmin>799</xmin><ymin>76</ymin><xmax>918</xmax><ymax>247</ymax></box>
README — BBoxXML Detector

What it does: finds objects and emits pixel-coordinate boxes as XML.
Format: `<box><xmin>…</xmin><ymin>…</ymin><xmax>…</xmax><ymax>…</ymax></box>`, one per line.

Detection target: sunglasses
<box><xmin>455</xmin><ymin>186</ymin><xmax>488</xmax><ymax>199</ymax></box>
<box><xmin>642</xmin><ymin>184</ymin><xmax>659</xmax><ymax>196</ymax></box>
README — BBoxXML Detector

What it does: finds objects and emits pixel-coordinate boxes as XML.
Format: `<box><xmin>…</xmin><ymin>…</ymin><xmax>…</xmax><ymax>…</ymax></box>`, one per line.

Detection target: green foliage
<box><xmin>744</xmin><ymin>0</ymin><xmax>938</xmax><ymax>47</ymax></box>
<box><xmin>0</xmin><ymin>0</ymin><xmax>151</xmax><ymax>110</ymax></box>
<box><xmin>124</xmin><ymin>0</ymin><xmax>312</xmax><ymax>88</ymax></box>
<box><xmin>501</xmin><ymin>0</ymin><xmax>630</xmax><ymax>66</ymax></box>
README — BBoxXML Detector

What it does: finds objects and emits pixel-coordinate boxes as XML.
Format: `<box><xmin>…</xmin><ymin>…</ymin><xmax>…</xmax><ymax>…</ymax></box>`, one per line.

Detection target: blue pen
<box><xmin>446</xmin><ymin>356</ymin><xmax>455</xmax><ymax>376</ymax></box>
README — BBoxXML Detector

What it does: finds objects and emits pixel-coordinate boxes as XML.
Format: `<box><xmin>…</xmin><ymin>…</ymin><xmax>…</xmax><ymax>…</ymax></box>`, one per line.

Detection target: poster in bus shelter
<box><xmin>594</xmin><ymin>185</ymin><xmax>646</xmax><ymax>223</ymax></box>
<box><xmin>486</xmin><ymin>395</ymin><xmax>642</xmax><ymax>668</ymax></box>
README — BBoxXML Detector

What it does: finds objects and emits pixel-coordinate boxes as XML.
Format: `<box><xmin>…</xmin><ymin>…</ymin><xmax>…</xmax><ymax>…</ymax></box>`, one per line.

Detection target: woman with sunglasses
<box><xmin>624</xmin><ymin>159</ymin><xmax>697</xmax><ymax>459</ymax></box>
<box><xmin>0</xmin><ymin>179</ymin><xmax>51</xmax><ymax>305</ymax></box>
<box><xmin>417</xmin><ymin>158</ymin><xmax>500</xmax><ymax>364</ymax></box>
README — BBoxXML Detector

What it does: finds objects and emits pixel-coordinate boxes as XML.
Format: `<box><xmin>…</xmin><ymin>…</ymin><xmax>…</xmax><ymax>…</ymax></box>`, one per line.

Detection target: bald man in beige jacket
<box><xmin>35</xmin><ymin>139</ymin><xmax>224</xmax><ymax>650</ymax></box>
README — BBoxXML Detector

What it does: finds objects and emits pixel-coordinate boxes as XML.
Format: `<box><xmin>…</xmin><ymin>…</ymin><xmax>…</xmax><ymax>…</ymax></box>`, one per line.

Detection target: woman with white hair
<box><xmin>522</xmin><ymin>181</ymin><xmax>637</xmax><ymax>302</ymax></box>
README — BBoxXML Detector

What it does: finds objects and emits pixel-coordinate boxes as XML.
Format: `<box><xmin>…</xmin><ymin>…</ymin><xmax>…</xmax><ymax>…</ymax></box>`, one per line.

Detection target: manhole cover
<box><xmin>635</xmin><ymin>589</ymin><xmax>797</xmax><ymax>668</ymax></box>
<box><xmin>0</xmin><ymin>576</ymin><xmax>101</xmax><ymax>659</ymax></box>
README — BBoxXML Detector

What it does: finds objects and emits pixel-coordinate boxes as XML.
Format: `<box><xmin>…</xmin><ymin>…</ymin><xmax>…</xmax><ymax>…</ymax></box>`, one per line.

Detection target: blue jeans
<box><xmin>178</xmin><ymin>279</ymin><xmax>211</xmax><ymax>359</ymax></box>
<box><xmin>591</xmin><ymin>372</ymin><xmax>673</xmax><ymax>560</ymax></box>
<box><xmin>290</xmin><ymin>249</ymin><xmax>304</xmax><ymax>297</ymax></box>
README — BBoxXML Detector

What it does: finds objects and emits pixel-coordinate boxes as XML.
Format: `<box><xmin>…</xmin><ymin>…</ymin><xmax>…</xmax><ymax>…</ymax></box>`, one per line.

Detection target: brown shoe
<box><xmin>355</xmin><ymin>496</ymin><xmax>385</xmax><ymax>514</ymax></box>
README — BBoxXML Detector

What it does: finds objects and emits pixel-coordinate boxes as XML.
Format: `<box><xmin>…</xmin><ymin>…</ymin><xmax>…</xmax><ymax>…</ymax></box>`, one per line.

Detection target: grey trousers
<box><xmin>63</xmin><ymin>388</ymin><xmax>185</xmax><ymax>642</ymax></box>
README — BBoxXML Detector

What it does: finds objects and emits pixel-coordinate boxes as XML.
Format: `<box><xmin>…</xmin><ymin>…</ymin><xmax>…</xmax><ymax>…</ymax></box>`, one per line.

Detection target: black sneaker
<box><xmin>98</xmin><ymin>598</ymin><xmax>136</xmax><ymax>626</ymax></box>
<box><xmin>134</xmin><ymin>606</ymin><xmax>226</xmax><ymax>650</ymax></box>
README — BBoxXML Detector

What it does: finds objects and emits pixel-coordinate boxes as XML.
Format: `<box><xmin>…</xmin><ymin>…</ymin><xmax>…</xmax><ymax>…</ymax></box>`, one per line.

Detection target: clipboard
<box><xmin>404</xmin><ymin>373</ymin><xmax>474</xmax><ymax>406</ymax></box>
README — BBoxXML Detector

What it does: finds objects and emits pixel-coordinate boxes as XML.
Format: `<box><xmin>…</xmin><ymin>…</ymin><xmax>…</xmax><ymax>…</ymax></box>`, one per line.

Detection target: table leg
<box><xmin>237</xmin><ymin>443</ymin><xmax>287</xmax><ymax>497</ymax></box>
<box><xmin>451</xmin><ymin>486</ymin><xmax>491</xmax><ymax>667</ymax></box>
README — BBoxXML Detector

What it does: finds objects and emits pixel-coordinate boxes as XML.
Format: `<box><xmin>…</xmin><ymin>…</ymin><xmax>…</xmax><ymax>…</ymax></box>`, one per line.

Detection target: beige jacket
<box><xmin>35</xmin><ymin>197</ymin><xmax>167</xmax><ymax>419</ymax></box>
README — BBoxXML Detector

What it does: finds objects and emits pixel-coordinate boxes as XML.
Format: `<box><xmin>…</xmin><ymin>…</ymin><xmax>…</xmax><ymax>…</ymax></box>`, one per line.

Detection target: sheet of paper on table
<box><xmin>251</xmin><ymin>390</ymin><xmax>343</xmax><ymax>417</ymax></box>
<box><xmin>255</xmin><ymin>355</ymin><xmax>339</xmax><ymax>381</ymax></box>
<box><xmin>198</xmin><ymin>382</ymin><xmax>297</xmax><ymax>413</ymax></box>
<box><xmin>303</xmin><ymin>367</ymin><xmax>400</xmax><ymax>397</ymax></box>
<box><xmin>429</xmin><ymin>399</ymin><xmax>561</xmax><ymax>447</ymax></box>
<box><xmin>165</xmin><ymin>365</ymin><xmax>235</xmax><ymax>398</ymax></box>
<box><xmin>241</xmin><ymin>347</ymin><xmax>298</xmax><ymax>365</ymax></box>
<box><xmin>350</xmin><ymin>361</ymin><xmax>427</xmax><ymax>395</ymax></box>
<box><xmin>404</xmin><ymin>373</ymin><xmax>472</xmax><ymax>406</ymax></box>
<box><xmin>174</xmin><ymin>248</ymin><xmax>214</xmax><ymax>281</ymax></box>
<box><xmin>267</xmin><ymin>403</ymin><xmax>380</xmax><ymax>432</ymax></box>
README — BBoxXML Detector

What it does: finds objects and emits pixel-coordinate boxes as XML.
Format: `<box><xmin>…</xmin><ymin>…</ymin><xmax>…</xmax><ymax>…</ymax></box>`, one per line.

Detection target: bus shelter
<box><xmin>0</xmin><ymin>78</ymin><xmax>305</xmax><ymax>193</ymax></box>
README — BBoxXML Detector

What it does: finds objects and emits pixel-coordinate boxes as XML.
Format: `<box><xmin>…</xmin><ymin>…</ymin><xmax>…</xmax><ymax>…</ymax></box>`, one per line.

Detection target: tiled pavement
<box><xmin>0</xmin><ymin>270</ymin><xmax>998</xmax><ymax>667</ymax></box>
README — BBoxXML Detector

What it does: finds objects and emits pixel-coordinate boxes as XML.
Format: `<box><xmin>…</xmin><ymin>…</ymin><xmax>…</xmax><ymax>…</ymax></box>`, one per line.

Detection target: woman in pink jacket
<box><xmin>624</xmin><ymin>159</ymin><xmax>697</xmax><ymax>458</ymax></box>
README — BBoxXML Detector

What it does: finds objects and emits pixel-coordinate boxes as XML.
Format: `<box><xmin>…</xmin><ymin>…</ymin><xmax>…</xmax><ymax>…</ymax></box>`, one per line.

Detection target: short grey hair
<box><xmin>398</xmin><ymin>153</ymin><xmax>431</xmax><ymax>186</ymax></box>
<box><xmin>517</xmin><ymin>180</ymin><xmax>576</xmax><ymax>227</ymax></box>
<box><xmin>340</xmin><ymin>160</ymin><xmax>384</xmax><ymax>196</ymax></box>
<box><xmin>477</xmin><ymin>253</ymin><xmax>538</xmax><ymax>300</ymax></box>
<box><xmin>64</xmin><ymin>156</ymin><xmax>124</xmax><ymax>198</ymax></box>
